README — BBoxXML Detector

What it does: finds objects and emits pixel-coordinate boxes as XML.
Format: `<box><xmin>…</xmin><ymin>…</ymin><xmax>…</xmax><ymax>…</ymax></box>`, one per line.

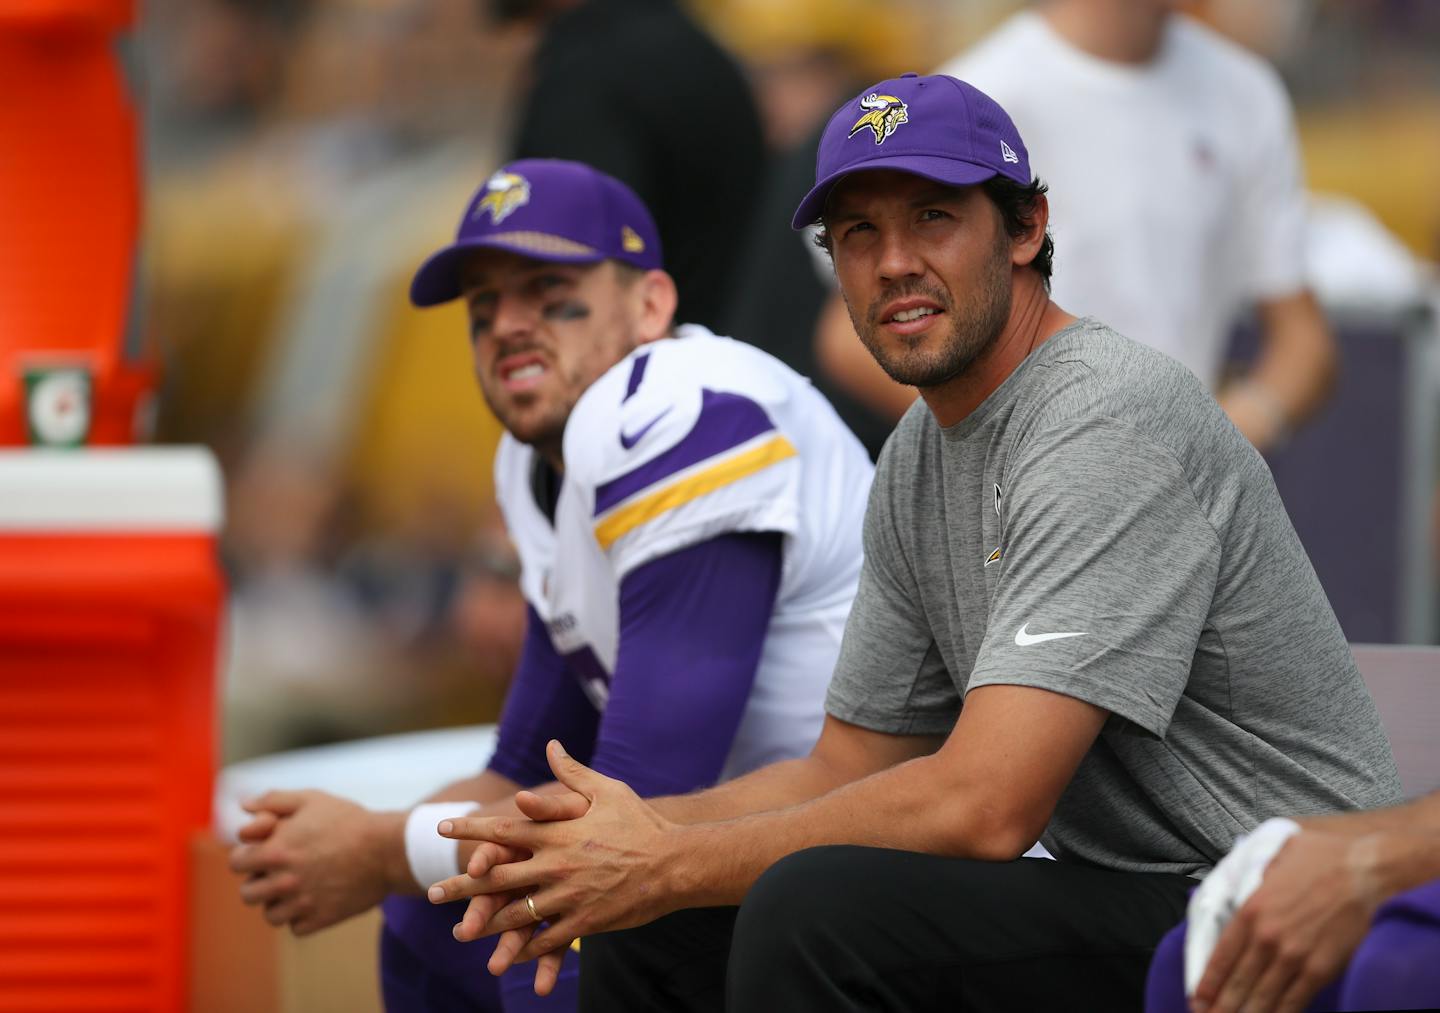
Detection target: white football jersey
<box><xmin>494</xmin><ymin>325</ymin><xmax>873</xmax><ymax>780</ymax></box>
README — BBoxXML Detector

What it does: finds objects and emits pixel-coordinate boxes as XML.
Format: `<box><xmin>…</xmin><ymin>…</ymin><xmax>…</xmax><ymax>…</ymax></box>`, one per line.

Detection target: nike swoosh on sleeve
<box><xmin>1014</xmin><ymin>622</ymin><xmax>1089</xmax><ymax>646</ymax></box>
<box><xmin>619</xmin><ymin>407</ymin><xmax>672</xmax><ymax>450</ymax></box>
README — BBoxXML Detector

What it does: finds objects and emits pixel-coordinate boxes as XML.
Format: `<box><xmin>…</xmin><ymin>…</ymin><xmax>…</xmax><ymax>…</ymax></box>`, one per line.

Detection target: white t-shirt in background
<box><xmin>940</xmin><ymin>12</ymin><xmax>1309</xmax><ymax>385</ymax></box>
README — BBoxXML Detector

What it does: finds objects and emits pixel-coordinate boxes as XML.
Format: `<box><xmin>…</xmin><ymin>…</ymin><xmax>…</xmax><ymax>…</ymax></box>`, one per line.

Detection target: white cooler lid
<box><xmin>0</xmin><ymin>447</ymin><xmax>223</xmax><ymax>531</ymax></box>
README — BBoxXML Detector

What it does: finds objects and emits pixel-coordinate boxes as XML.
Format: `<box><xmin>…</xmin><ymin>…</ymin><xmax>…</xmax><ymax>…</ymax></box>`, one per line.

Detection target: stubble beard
<box><xmin>477</xmin><ymin>350</ymin><xmax>575</xmax><ymax>464</ymax></box>
<box><xmin>852</xmin><ymin>233</ymin><xmax>1013</xmax><ymax>389</ymax></box>
<box><xmin>477</xmin><ymin>301</ymin><xmax>638</xmax><ymax>464</ymax></box>
<box><xmin>497</xmin><ymin>397</ymin><xmax>569</xmax><ymax>463</ymax></box>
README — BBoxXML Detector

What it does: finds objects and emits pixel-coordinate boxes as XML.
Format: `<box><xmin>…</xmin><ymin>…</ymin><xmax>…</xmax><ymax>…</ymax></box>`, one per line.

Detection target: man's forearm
<box><xmin>660</xmin><ymin>751</ymin><xmax>1029</xmax><ymax>909</ymax></box>
<box><xmin>1300</xmin><ymin>792</ymin><xmax>1440</xmax><ymax>839</ymax></box>
<box><xmin>651</xmin><ymin>717</ymin><xmax>942</xmax><ymax>826</ymax></box>
<box><xmin>1359</xmin><ymin>830</ymin><xmax>1440</xmax><ymax>901</ymax></box>
<box><xmin>652</xmin><ymin>688</ymin><xmax>1107</xmax><ymax>910</ymax></box>
<box><xmin>651</xmin><ymin>754</ymin><xmax>851</xmax><ymax>825</ymax></box>
<box><xmin>1223</xmin><ymin>290</ymin><xmax>1336</xmax><ymax>447</ymax></box>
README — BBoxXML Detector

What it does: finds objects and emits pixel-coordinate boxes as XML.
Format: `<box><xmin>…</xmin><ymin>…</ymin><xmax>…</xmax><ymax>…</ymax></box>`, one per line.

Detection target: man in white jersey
<box><xmin>228</xmin><ymin>158</ymin><xmax>873</xmax><ymax>1011</ymax></box>
<box><xmin>815</xmin><ymin>0</ymin><xmax>1335</xmax><ymax>452</ymax></box>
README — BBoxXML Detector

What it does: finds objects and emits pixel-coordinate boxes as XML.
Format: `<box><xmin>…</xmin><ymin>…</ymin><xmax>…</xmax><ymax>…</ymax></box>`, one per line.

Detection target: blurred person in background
<box><xmin>716</xmin><ymin>0</ymin><xmax>912</xmax><ymax>459</ymax></box>
<box><xmin>812</xmin><ymin>0</ymin><xmax>1337</xmax><ymax>454</ymax></box>
<box><xmin>489</xmin><ymin>0</ymin><xmax>765</xmax><ymax>333</ymax></box>
<box><xmin>221</xmin><ymin>436</ymin><xmax>519</xmax><ymax>761</ymax></box>
<box><xmin>144</xmin><ymin>0</ymin><xmax>307</xmax><ymax>168</ymax></box>
<box><xmin>229</xmin><ymin>159</ymin><xmax>873</xmax><ymax>1011</ymax></box>
<box><xmin>449</xmin><ymin>515</ymin><xmax>529</xmax><ymax>682</ymax></box>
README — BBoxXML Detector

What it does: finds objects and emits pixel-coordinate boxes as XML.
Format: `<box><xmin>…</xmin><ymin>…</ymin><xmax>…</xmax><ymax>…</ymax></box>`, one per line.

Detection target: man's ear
<box><xmin>633</xmin><ymin>269</ymin><xmax>678</xmax><ymax>344</ymax></box>
<box><xmin>1010</xmin><ymin>192</ymin><xmax>1050</xmax><ymax>269</ymax></box>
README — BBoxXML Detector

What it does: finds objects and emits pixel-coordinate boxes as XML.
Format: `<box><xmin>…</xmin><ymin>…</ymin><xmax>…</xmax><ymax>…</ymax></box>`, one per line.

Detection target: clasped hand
<box><xmin>425</xmin><ymin>740</ymin><xmax>680</xmax><ymax>993</ymax></box>
<box><xmin>229</xmin><ymin>789</ymin><xmax>398</xmax><ymax>936</ymax></box>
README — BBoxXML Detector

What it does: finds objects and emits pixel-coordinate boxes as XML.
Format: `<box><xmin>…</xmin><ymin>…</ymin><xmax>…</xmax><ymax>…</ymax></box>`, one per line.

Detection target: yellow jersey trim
<box><xmin>594</xmin><ymin>435</ymin><xmax>797</xmax><ymax>550</ymax></box>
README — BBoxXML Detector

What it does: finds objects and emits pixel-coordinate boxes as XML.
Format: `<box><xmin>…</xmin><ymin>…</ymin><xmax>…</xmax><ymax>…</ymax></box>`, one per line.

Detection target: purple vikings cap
<box><xmin>410</xmin><ymin>158</ymin><xmax>664</xmax><ymax>307</ymax></box>
<box><xmin>792</xmin><ymin>73</ymin><xmax>1032</xmax><ymax>229</ymax></box>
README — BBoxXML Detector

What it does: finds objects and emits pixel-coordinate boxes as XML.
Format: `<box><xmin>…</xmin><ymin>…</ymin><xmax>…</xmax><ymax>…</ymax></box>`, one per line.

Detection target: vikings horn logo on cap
<box><xmin>849</xmin><ymin>93</ymin><xmax>909</xmax><ymax>145</ymax></box>
<box><xmin>475</xmin><ymin>171</ymin><xmax>531</xmax><ymax>225</ymax></box>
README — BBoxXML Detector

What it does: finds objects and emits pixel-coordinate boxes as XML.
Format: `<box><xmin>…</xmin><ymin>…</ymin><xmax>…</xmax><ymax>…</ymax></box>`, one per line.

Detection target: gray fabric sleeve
<box><xmin>825</xmin><ymin>455</ymin><xmax>960</xmax><ymax>736</ymax></box>
<box><xmin>969</xmin><ymin>417</ymin><xmax>1220</xmax><ymax>737</ymax></box>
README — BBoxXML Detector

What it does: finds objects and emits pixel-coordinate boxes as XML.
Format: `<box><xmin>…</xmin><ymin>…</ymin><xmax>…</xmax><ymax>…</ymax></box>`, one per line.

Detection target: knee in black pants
<box><xmin>729</xmin><ymin>845</ymin><xmax>1192</xmax><ymax>1013</ymax></box>
<box><xmin>728</xmin><ymin>846</ymin><xmax>879</xmax><ymax>1011</ymax></box>
<box><xmin>580</xmin><ymin>907</ymin><xmax>738</xmax><ymax>1013</ymax></box>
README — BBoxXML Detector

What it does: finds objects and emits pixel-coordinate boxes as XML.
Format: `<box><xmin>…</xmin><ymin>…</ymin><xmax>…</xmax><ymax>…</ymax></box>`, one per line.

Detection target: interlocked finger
<box><xmin>236</xmin><ymin>811</ymin><xmax>279</xmax><ymax>843</ymax></box>
<box><xmin>515</xmin><ymin>914</ymin><xmax>583</xmax><ymax>966</ymax></box>
<box><xmin>487</xmin><ymin>925</ymin><xmax>535</xmax><ymax>976</ymax></box>
<box><xmin>238</xmin><ymin>871</ymin><xmax>298</xmax><ymax>906</ymax></box>
<box><xmin>228</xmin><ymin>843</ymin><xmax>274</xmax><ymax>876</ymax></box>
<box><xmin>439</xmin><ymin>815</ymin><xmax>556</xmax><ymax>852</ymax></box>
<box><xmin>515</xmin><ymin>789</ymin><xmax>590</xmax><ymax>824</ymax></box>
<box><xmin>455</xmin><ymin>891</ymin><xmax>513</xmax><ymax>942</ymax></box>
<box><xmin>484</xmin><ymin>894</ymin><xmax>558</xmax><ymax>936</ymax></box>
<box><xmin>262</xmin><ymin>897</ymin><xmax>306</xmax><ymax>928</ymax></box>
<box><xmin>533</xmin><ymin>948</ymin><xmax>566</xmax><ymax>996</ymax></box>
<box><xmin>428</xmin><ymin>870</ymin><xmax>497</xmax><ymax>904</ymax></box>
<box><xmin>467</xmin><ymin>841</ymin><xmax>527</xmax><ymax>879</ymax></box>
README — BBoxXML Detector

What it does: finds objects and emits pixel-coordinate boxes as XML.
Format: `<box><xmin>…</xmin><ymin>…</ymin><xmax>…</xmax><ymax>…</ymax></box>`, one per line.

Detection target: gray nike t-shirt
<box><xmin>828</xmin><ymin>318</ymin><xmax>1400</xmax><ymax>876</ymax></box>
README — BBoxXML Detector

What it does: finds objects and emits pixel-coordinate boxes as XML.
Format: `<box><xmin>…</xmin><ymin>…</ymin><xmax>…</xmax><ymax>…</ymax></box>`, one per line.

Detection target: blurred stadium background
<box><xmin>1</xmin><ymin>0</ymin><xmax>1437</xmax><ymax>1008</ymax></box>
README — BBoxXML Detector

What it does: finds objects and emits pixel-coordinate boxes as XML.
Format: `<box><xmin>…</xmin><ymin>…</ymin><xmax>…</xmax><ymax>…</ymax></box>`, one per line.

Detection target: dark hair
<box><xmin>812</xmin><ymin>175</ymin><xmax>1056</xmax><ymax>290</ymax></box>
<box><xmin>981</xmin><ymin>175</ymin><xmax>1054</xmax><ymax>290</ymax></box>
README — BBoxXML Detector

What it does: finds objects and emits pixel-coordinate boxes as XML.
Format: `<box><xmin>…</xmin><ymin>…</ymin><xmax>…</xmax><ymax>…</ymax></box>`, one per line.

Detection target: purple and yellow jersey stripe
<box><xmin>593</xmin><ymin>389</ymin><xmax>797</xmax><ymax>550</ymax></box>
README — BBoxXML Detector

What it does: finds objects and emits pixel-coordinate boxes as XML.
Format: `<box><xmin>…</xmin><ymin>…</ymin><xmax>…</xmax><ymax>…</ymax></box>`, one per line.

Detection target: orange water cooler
<box><xmin>0</xmin><ymin>449</ymin><xmax>225</xmax><ymax>1012</ymax></box>
<box><xmin>0</xmin><ymin>0</ymin><xmax>152</xmax><ymax>448</ymax></box>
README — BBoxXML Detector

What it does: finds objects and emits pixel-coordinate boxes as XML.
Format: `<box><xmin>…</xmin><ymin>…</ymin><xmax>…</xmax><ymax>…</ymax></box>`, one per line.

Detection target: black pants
<box><xmin>580</xmin><ymin>847</ymin><xmax>1193</xmax><ymax>1013</ymax></box>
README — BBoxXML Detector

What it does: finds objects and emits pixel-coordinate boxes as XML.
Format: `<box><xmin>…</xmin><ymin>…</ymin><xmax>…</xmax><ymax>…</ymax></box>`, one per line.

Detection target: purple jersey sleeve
<box><xmin>486</xmin><ymin>606</ymin><xmax>600</xmax><ymax>787</ymax></box>
<box><xmin>590</xmin><ymin>531</ymin><xmax>783</xmax><ymax>797</ymax></box>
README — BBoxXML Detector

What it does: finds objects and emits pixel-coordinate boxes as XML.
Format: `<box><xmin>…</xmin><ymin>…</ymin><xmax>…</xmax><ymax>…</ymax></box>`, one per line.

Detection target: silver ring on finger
<box><xmin>525</xmin><ymin>893</ymin><xmax>542</xmax><ymax>923</ymax></box>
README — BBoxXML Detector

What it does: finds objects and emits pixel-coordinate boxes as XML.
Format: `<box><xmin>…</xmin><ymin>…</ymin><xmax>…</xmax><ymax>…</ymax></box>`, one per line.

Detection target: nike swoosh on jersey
<box><xmin>1014</xmin><ymin>622</ymin><xmax>1088</xmax><ymax>646</ymax></box>
<box><xmin>619</xmin><ymin>407</ymin><xmax>672</xmax><ymax>450</ymax></box>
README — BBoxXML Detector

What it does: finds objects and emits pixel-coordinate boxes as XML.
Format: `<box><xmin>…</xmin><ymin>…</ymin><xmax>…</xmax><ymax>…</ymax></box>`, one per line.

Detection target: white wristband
<box><xmin>404</xmin><ymin>802</ymin><xmax>478</xmax><ymax>891</ymax></box>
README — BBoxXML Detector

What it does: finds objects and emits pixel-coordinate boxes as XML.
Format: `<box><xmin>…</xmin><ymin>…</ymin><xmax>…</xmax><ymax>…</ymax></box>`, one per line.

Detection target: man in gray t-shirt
<box><xmin>833</xmin><ymin>316</ymin><xmax>1397</xmax><ymax>878</ymax></box>
<box><xmin>428</xmin><ymin>74</ymin><xmax>1400</xmax><ymax>1012</ymax></box>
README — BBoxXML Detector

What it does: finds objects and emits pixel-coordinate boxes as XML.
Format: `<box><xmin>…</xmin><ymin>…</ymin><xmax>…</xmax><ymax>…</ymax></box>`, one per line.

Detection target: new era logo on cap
<box><xmin>791</xmin><ymin>73</ymin><xmax>1033</xmax><ymax>229</ymax></box>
